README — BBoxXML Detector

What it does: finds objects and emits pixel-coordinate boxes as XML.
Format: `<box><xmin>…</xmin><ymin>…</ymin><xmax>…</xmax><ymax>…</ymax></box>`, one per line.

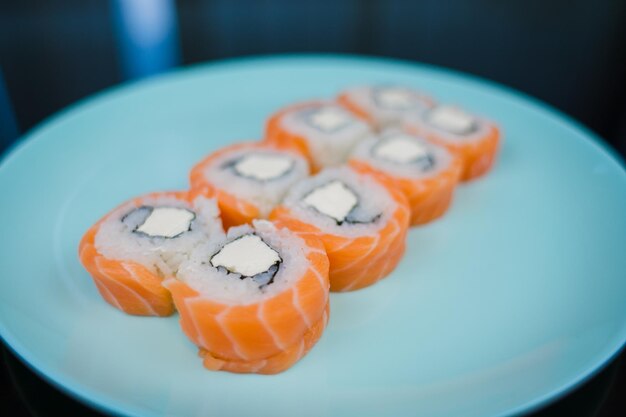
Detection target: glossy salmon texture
<box><xmin>164</xmin><ymin>228</ymin><xmax>330</xmax><ymax>374</ymax></box>
<box><xmin>190</xmin><ymin>142</ymin><xmax>309</xmax><ymax>229</ymax></box>
<box><xmin>405</xmin><ymin>118</ymin><xmax>500</xmax><ymax>181</ymax></box>
<box><xmin>264</xmin><ymin>101</ymin><xmax>341</xmax><ymax>173</ymax></box>
<box><xmin>198</xmin><ymin>303</ymin><xmax>329</xmax><ymax>375</ymax></box>
<box><xmin>349</xmin><ymin>153</ymin><xmax>462</xmax><ymax>226</ymax></box>
<box><xmin>337</xmin><ymin>88</ymin><xmax>435</xmax><ymax>129</ymax></box>
<box><xmin>270</xmin><ymin>172</ymin><xmax>410</xmax><ymax>292</ymax></box>
<box><xmin>78</xmin><ymin>190</ymin><xmax>217</xmax><ymax>317</ymax></box>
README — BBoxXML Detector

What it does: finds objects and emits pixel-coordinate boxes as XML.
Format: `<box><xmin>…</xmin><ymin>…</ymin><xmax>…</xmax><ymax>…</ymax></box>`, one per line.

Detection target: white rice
<box><xmin>95</xmin><ymin>195</ymin><xmax>224</xmax><ymax>277</ymax></box>
<box><xmin>201</xmin><ymin>147</ymin><xmax>309</xmax><ymax>217</ymax></box>
<box><xmin>342</xmin><ymin>85</ymin><xmax>433</xmax><ymax>129</ymax></box>
<box><xmin>176</xmin><ymin>220</ymin><xmax>310</xmax><ymax>305</ymax></box>
<box><xmin>403</xmin><ymin>105</ymin><xmax>492</xmax><ymax>143</ymax></box>
<box><xmin>281</xmin><ymin>166</ymin><xmax>396</xmax><ymax>237</ymax></box>
<box><xmin>279</xmin><ymin>101</ymin><xmax>372</xmax><ymax>167</ymax></box>
<box><xmin>350</xmin><ymin>128</ymin><xmax>454</xmax><ymax>180</ymax></box>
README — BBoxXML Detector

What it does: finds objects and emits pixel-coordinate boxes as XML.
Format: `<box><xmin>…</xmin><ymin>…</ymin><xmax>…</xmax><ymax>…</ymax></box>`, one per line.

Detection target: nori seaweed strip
<box><xmin>343</xmin><ymin>212</ymin><xmax>382</xmax><ymax>226</ymax></box>
<box><xmin>416</xmin><ymin>153</ymin><xmax>435</xmax><ymax>172</ymax></box>
<box><xmin>121</xmin><ymin>205</ymin><xmax>153</xmax><ymax>225</ymax></box>
<box><xmin>220</xmin><ymin>159</ymin><xmax>239</xmax><ymax>170</ymax></box>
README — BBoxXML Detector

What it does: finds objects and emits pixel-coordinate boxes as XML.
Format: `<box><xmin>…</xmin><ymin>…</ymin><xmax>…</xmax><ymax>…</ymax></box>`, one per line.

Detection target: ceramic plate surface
<box><xmin>1</xmin><ymin>55</ymin><xmax>625</xmax><ymax>417</ymax></box>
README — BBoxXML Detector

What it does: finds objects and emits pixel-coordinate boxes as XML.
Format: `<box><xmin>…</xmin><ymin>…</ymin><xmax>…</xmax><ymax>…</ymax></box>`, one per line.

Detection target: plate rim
<box><xmin>1</xmin><ymin>53</ymin><xmax>625</xmax><ymax>417</ymax></box>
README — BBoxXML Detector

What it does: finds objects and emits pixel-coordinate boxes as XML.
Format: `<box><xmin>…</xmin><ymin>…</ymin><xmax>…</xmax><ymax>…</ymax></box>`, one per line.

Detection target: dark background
<box><xmin>2</xmin><ymin>0</ymin><xmax>626</xmax><ymax>157</ymax></box>
<box><xmin>1</xmin><ymin>1</ymin><xmax>625</xmax><ymax>416</ymax></box>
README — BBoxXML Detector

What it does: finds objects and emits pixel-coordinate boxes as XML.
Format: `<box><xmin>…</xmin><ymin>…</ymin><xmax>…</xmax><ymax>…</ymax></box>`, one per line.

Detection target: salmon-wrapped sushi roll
<box><xmin>403</xmin><ymin>105</ymin><xmax>501</xmax><ymax>181</ymax></box>
<box><xmin>264</xmin><ymin>101</ymin><xmax>373</xmax><ymax>172</ymax></box>
<box><xmin>164</xmin><ymin>220</ymin><xmax>330</xmax><ymax>374</ymax></box>
<box><xmin>338</xmin><ymin>85</ymin><xmax>434</xmax><ymax>129</ymax></box>
<box><xmin>78</xmin><ymin>191</ymin><xmax>224</xmax><ymax>316</ymax></box>
<box><xmin>190</xmin><ymin>142</ymin><xmax>310</xmax><ymax>229</ymax></box>
<box><xmin>349</xmin><ymin>129</ymin><xmax>462</xmax><ymax>226</ymax></box>
<box><xmin>270</xmin><ymin>166</ymin><xmax>410</xmax><ymax>292</ymax></box>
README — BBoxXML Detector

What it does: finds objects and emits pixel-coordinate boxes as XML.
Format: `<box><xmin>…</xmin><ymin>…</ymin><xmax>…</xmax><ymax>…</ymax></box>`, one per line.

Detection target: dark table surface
<box><xmin>1</xmin><ymin>340</ymin><xmax>624</xmax><ymax>417</ymax></box>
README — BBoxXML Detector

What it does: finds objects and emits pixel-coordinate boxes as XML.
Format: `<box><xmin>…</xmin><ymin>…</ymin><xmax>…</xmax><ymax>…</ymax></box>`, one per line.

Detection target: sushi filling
<box><xmin>425</xmin><ymin>106</ymin><xmax>478</xmax><ymax>135</ymax></box>
<box><xmin>229</xmin><ymin>153</ymin><xmax>295</xmax><ymax>181</ymax></box>
<box><xmin>372</xmin><ymin>87</ymin><xmax>418</xmax><ymax>110</ymax></box>
<box><xmin>124</xmin><ymin>206</ymin><xmax>196</xmax><ymax>239</ymax></box>
<box><xmin>303</xmin><ymin>180</ymin><xmax>379</xmax><ymax>225</ymax></box>
<box><xmin>302</xmin><ymin>107</ymin><xmax>352</xmax><ymax>133</ymax></box>
<box><xmin>210</xmin><ymin>234</ymin><xmax>282</xmax><ymax>287</ymax></box>
<box><xmin>372</xmin><ymin>133</ymin><xmax>435</xmax><ymax>171</ymax></box>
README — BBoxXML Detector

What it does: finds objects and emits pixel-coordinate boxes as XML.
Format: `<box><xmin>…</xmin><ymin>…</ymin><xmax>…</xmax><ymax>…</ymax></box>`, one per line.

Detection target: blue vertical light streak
<box><xmin>0</xmin><ymin>68</ymin><xmax>19</xmax><ymax>151</ymax></box>
<box><xmin>111</xmin><ymin>0</ymin><xmax>181</xmax><ymax>80</ymax></box>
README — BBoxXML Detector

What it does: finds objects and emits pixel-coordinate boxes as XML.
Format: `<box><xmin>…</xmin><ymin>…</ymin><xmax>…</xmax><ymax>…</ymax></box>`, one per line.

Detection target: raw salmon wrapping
<box><xmin>264</xmin><ymin>100</ymin><xmax>373</xmax><ymax>172</ymax></box>
<box><xmin>77</xmin><ymin>82</ymin><xmax>503</xmax><ymax>376</ymax></box>
<box><xmin>403</xmin><ymin>104</ymin><xmax>500</xmax><ymax>181</ymax></box>
<box><xmin>78</xmin><ymin>191</ymin><xmax>224</xmax><ymax>316</ymax></box>
<box><xmin>164</xmin><ymin>220</ymin><xmax>330</xmax><ymax>374</ymax></box>
<box><xmin>190</xmin><ymin>142</ymin><xmax>310</xmax><ymax>228</ymax></box>
<box><xmin>338</xmin><ymin>85</ymin><xmax>434</xmax><ymax>129</ymax></box>
<box><xmin>348</xmin><ymin>128</ymin><xmax>462</xmax><ymax>226</ymax></box>
<box><xmin>271</xmin><ymin>166</ymin><xmax>410</xmax><ymax>292</ymax></box>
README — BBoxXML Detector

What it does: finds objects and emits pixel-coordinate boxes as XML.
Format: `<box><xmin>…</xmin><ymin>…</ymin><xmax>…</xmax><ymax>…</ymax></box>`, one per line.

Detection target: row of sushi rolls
<box><xmin>79</xmin><ymin>85</ymin><xmax>501</xmax><ymax>374</ymax></box>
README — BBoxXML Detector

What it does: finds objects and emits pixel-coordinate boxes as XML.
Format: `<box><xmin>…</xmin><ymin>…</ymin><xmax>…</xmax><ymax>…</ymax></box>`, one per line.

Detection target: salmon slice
<box><xmin>406</xmin><ymin>123</ymin><xmax>500</xmax><ymax>182</ymax></box>
<box><xmin>264</xmin><ymin>100</ymin><xmax>351</xmax><ymax>173</ymax></box>
<box><xmin>189</xmin><ymin>142</ymin><xmax>309</xmax><ymax>229</ymax></box>
<box><xmin>336</xmin><ymin>92</ymin><xmax>376</xmax><ymax>125</ymax></box>
<box><xmin>349</xmin><ymin>154</ymin><xmax>462</xmax><ymax>226</ymax></box>
<box><xmin>163</xmin><ymin>229</ymin><xmax>330</xmax><ymax>364</ymax></box>
<box><xmin>78</xmin><ymin>191</ymin><xmax>206</xmax><ymax>317</ymax></box>
<box><xmin>210</xmin><ymin>186</ymin><xmax>259</xmax><ymax>230</ymax></box>
<box><xmin>198</xmin><ymin>303</ymin><xmax>329</xmax><ymax>375</ymax></box>
<box><xmin>190</xmin><ymin>144</ymin><xmax>260</xmax><ymax>228</ymax></box>
<box><xmin>270</xmin><ymin>181</ymin><xmax>410</xmax><ymax>292</ymax></box>
<box><xmin>337</xmin><ymin>87</ymin><xmax>436</xmax><ymax>130</ymax></box>
<box><xmin>263</xmin><ymin>100</ymin><xmax>373</xmax><ymax>174</ymax></box>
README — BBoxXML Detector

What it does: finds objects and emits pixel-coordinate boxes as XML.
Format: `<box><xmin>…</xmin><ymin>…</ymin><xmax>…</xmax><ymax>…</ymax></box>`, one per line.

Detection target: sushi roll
<box><xmin>164</xmin><ymin>219</ymin><xmax>330</xmax><ymax>374</ymax></box>
<box><xmin>403</xmin><ymin>104</ymin><xmax>500</xmax><ymax>181</ymax></box>
<box><xmin>270</xmin><ymin>166</ymin><xmax>410</xmax><ymax>292</ymax></box>
<box><xmin>349</xmin><ymin>129</ymin><xmax>462</xmax><ymax>226</ymax></box>
<box><xmin>337</xmin><ymin>85</ymin><xmax>434</xmax><ymax>129</ymax></box>
<box><xmin>78</xmin><ymin>191</ymin><xmax>224</xmax><ymax>316</ymax></box>
<box><xmin>264</xmin><ymin>100</ymin><xmax>373</xmax><ymax>172</ymax></box>
<box><xmin>190</xmin><ymin>142</ymin><xmax>310</xmax><ymax>229</ymax></box>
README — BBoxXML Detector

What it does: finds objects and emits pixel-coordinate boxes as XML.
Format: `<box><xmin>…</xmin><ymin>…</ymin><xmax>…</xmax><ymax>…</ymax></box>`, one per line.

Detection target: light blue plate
<box><xmin>1</xmin><ymin>55</ymin><xmax>625</xmax><ymax>417</ymax></box>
